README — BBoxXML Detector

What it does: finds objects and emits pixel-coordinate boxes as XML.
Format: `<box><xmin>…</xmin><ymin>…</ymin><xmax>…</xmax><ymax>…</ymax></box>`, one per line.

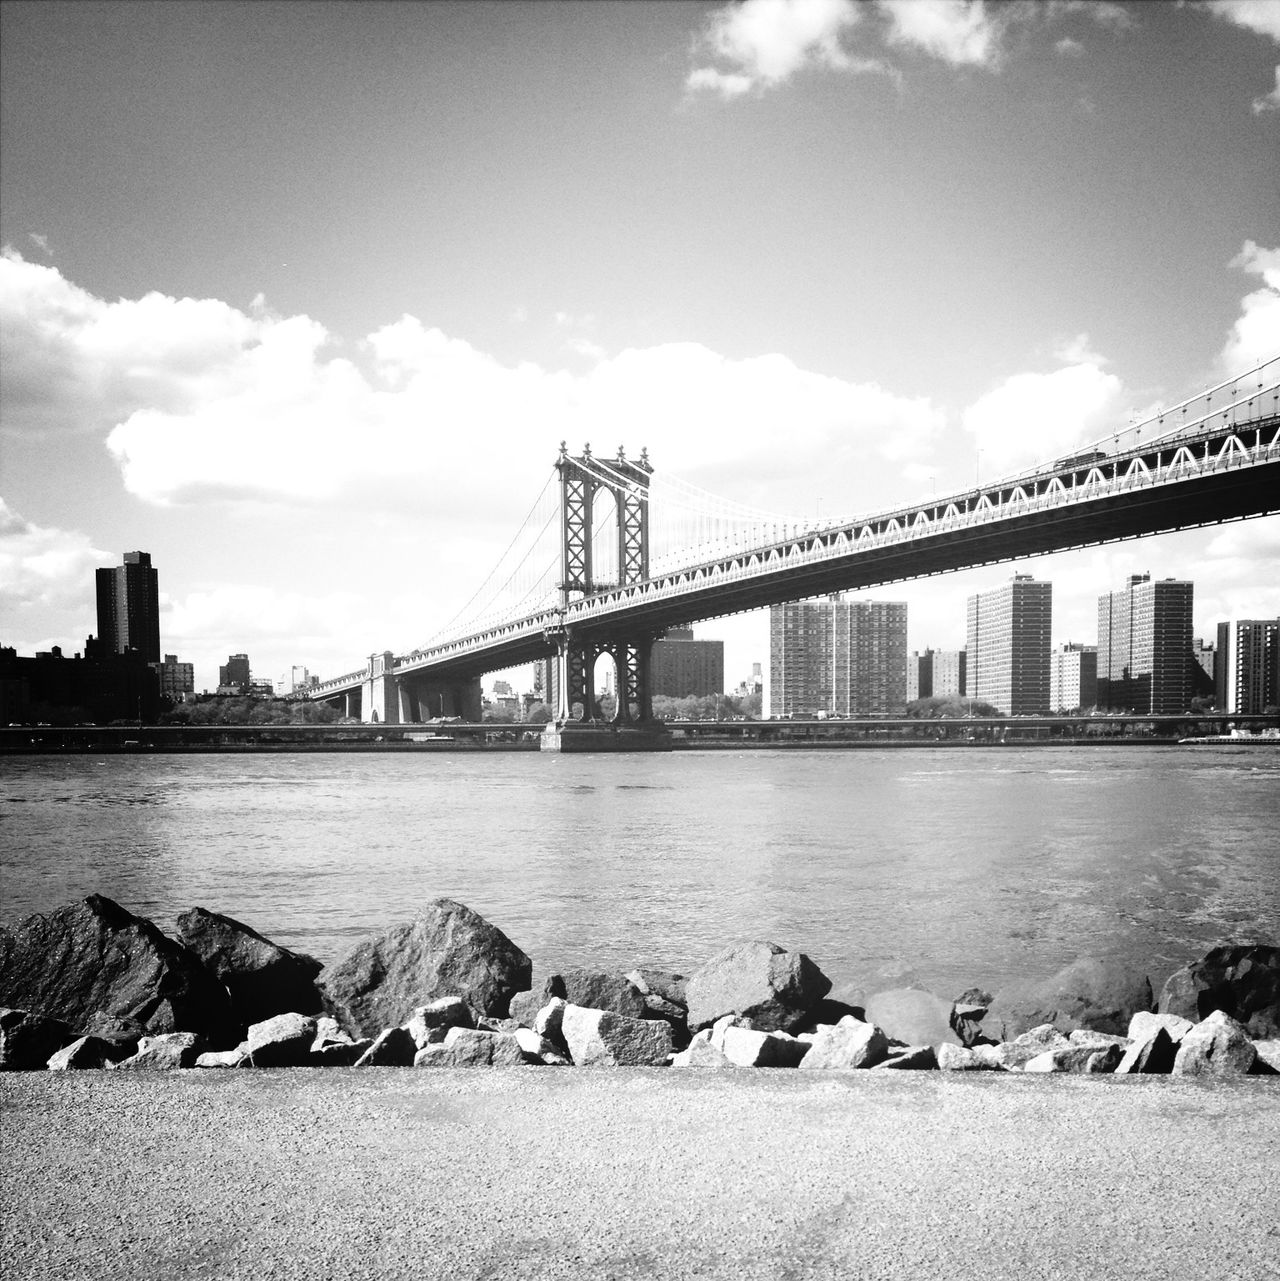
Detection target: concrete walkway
<box><xmin>3</xmin><ymin>1070</ymin><xmax>1278</xmax><ymax>1280</ymax></box>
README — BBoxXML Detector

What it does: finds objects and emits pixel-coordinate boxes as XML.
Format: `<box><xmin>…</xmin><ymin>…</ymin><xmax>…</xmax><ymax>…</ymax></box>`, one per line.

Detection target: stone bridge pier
<box><xmin>360</xmin><ymin>652</ymin><xmax>482</xmax><ymax>725</ymax></box>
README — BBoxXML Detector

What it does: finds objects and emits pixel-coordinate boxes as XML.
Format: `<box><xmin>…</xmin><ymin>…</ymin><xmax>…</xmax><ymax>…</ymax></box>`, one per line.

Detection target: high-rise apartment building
<box><xmin>1096</xmin><ymin>574</ymin><xmax>1194</xmax><ymax>713</ymax></box>
<box><xmin>1049</xmin><ymin>643</ymin><xmax>1098</xmax><ymax>713</ymax></box>
<box><xmin>95</xmin><ymin>551</ymin><xmax>160</xmax><ymax>663</ymax></box>
<box><xmin>906</xmin><ymin>648</ymin><xmax>965</xmax><ymax>701</ymax></box>
<box><xmin>651</xmin><ymin>626</ymin><xmax>725</xmax><ymax>698</ymax></box>
<box><xmin>766</xmin><ymin>597</ymin><xmax>907</xmax><ymax>718</ymax></box>
<box><xmin>1215</xmin><ymin>619</ymin><xmax>1280</xmax><ymax>713</ymax></box>
<box><xmin>965</xmin><ymin>575</ymin><xmax>1052</xmax><ymax>714</ymax></box>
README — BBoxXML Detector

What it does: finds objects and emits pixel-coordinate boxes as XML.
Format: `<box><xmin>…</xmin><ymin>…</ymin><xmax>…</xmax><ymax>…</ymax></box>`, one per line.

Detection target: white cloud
<box><xmin>1253</xmin><ymin>64</ymin><xmax>1280</xmax><ymax>112</ymax></box>
<box><xmin>878</xmin><ymin>0</ymin><xmax>1001</xmax><ymax>68</ymax></box>
<box><xmin>1204</xmin><ymin>0</ymin><xmax>1280</xmax><ymax>42</ymax></box>
<box><xmin>0</xmin><ymin>251</ymin><xmax>944</xmax><ymax>521</ymax></box>
<box><xmin>962</xmin><ymin>358</ymin><xmax>1125</xmax><ymax>475</ymax></box>
<box><xmin>687</xmin><ymin>0</ymin><xmax>885</xmax><ymax>97</ymax></box>
<box><xmin>0</xmin><ymin>499</ymin><xmax>109</xmax><ymax>621</ymax></box>
<box><xmin>1220</xmin><ymin>240</ymin><xmax>1280</xmax><ymax>375</ymax></box>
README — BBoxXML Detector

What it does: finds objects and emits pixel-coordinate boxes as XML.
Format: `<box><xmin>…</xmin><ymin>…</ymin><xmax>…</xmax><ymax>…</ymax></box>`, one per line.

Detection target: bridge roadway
<box><xmin>311</xmin><ymin>413</ymin><xmax>1280</xmax><ymax>697</ymax></box>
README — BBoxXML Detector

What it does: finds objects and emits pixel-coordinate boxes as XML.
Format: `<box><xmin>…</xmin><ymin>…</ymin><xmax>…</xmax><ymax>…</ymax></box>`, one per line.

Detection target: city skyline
<box><xmin>2</xmin><ymin>1</ymin><xmax>1278</xmax><ymax>690</ymax></box>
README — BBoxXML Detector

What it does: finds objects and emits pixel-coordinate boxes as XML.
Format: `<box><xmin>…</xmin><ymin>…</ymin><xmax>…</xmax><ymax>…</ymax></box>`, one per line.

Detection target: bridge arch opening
<box><xmin>590</xmin><ymin>486</ymin><xmax>619</xmax><ymax>590</ymax></box>
<box><xmin>592</xmin><ymin>651</ymin><xmax>618</xmax><ymax>722</ymax></box>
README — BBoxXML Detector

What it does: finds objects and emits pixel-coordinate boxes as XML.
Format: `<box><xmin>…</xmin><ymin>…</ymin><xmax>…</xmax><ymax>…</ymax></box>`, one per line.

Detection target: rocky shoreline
<box><xmin>1</xmin><ymin>895</ymin><xmax>1277</xmax><ymax>1078</ymax></box>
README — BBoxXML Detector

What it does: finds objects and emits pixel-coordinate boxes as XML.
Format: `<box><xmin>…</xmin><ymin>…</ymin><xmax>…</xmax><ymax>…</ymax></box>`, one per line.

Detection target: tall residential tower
<box><xmin>965</xmin><ymin>574</ymin><xmax>1052</xmax><ymax>714</ymax></box>
<box><xmin>94</xmin><ymin>551</ymin><xmax>160</xmax><ymax>663</ymax></box>
<box><xmin>1096</xmin><ymin>574</ymin><xmax>1194</xmax><ymax>713</ymax></box>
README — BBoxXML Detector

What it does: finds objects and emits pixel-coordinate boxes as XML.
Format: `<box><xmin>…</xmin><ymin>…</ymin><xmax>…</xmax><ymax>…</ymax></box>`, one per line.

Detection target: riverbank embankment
<box><xmin>3</xmin><ymin>1069</ymin><xmax>1278</xmax><ymax>1281</ymax></box>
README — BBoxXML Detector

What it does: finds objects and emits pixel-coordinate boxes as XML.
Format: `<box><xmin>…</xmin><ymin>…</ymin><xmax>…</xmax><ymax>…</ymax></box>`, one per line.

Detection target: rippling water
<box><xmin>2</xmin><ymin>746</ymin><xmax>1277</xmax><ymax>997</ymax></box>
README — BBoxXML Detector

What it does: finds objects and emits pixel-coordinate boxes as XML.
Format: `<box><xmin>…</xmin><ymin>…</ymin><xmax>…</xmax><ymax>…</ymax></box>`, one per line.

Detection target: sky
<box><xmin>1</xmin><ymin>0</ymin><xmax>1278</xmax><ymax>694</ymax></box>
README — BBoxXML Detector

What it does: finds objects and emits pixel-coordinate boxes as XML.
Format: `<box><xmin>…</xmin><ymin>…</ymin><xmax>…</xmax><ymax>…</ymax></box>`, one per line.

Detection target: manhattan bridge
<box><xmin>308</xmin><ymin>355</ymin><xmax>1280</xmax><ymax>747</ymax></box>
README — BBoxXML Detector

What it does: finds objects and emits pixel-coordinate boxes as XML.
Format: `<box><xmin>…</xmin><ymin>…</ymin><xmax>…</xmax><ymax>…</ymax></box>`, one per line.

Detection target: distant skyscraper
<box><xmin>651</xmin><ymin>626</ymin><xmax>725</xmax><ymax>698</ymax></box>
<box><xmin>766</xmin><ymin>597</ymin><xmax>907</xmax><ymax>718</ymax></box>
<box><xmin>965</xmin><ymin>575</ymin><xmax>1052</xmax><ymax>714</ymax></box>
<box><xmin>1096</xmin><ymin>574</ymin><xmax>1194</xmax><ymax>713</ymax></box>
<box><xmin>1215</xmin><ymin>619</ymin><xmax>1280</xmax><ymax>713</ymax></box>
<box><xmin>155</xmin><ymin>653</ymin><xmax>194</xmax><ymax>699</ymax></box>
<box><xmin>95</xmin><ymin>551</ymin><xmax>160</xmax><ymax>663</ymax></box>
<box><xmin>1050</xmin><ymin>643</ymin><xmax>1098</xmax><ymax>713</ymax></box>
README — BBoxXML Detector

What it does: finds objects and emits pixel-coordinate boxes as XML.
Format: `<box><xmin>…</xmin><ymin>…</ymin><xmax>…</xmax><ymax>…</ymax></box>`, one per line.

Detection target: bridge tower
<box><xmin>544</xmin><ymin>443</ymin><xmax>668</xmax><ymax>748</ymax></box>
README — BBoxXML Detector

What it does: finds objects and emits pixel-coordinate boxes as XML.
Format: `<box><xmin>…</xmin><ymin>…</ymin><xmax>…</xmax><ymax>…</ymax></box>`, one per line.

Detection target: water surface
<box><xmin>2</xmin><ymin>746</ymin><xmax>1277</xmax><ymax>997</ymax></box>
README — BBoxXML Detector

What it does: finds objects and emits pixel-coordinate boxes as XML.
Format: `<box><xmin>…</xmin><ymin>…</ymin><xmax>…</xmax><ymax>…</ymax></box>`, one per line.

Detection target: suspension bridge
<box><xmin>308</xmin><ymin>356</ymin><xmax>1280</xmax><ymax>747</ymax></box>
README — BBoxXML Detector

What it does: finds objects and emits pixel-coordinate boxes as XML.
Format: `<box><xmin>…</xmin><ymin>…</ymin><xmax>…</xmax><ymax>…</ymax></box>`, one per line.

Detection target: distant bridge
<box><xmin>308</xmin><ymin>357</ymin><xmax>1280</xmax><ymax>735</ymax></box>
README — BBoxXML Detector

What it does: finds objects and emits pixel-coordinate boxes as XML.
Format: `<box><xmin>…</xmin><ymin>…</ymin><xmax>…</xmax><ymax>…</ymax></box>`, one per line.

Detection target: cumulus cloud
<box><xmin>686</xmin><ymin>0</ymin><xmax>895</xmax><ymax>98</ymax></box>
<box><xmin>878</xmin><ymin>0</ymin><xmax>1002</xmax><ymax>68</ymax></box>
<box><xmin>1204</xmin><ymin>0</ymin><xmax>1280</xmax><ymax>42</ymax></box>
<box><xmin>962</xmin><ymin>357</ymin><xmax>1125</xmax><ymax>475</ymax></box>
<box><xmin>0</xmin><ymin>250</ymin><xmax>944</xmax><ymax>521</ymax></box>
<box><xmin>1219</xmin><ymin>240</ymin><xmax>1280</xmax><ymax>376</ymax></box>
<box><xmin>0</xmin><ymin>499</ymin><xmax>109</xmax><ymax>617</ymax></box>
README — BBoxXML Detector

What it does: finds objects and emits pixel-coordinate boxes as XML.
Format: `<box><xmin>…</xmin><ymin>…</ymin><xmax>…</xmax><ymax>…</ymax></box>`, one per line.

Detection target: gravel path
<box><xmin>3</xmin><ymin>1070</ymin><xmax>1278</xmax><ymax>1280</ymax></box>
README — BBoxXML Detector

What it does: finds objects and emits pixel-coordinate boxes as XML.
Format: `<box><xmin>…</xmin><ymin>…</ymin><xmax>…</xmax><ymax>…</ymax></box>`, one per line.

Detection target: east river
<box><xmin>2</xmin><ymin>746</ymin><xmax>1278</xmax><ymax>999</ymax></box>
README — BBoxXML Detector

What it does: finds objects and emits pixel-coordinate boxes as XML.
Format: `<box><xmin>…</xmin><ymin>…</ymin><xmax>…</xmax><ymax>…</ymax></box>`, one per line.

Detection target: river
<box><xmin>2</xmin><ymin>746</ymin><xmax>1277</xmax><ymax>999</ymax></box>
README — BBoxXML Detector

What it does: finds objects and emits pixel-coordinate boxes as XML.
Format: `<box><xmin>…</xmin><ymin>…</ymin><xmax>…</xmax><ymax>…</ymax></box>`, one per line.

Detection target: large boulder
<box><xmin>863</xmin><ymin>989</ymin><xmax>961</xmax><ymax>1048</ymax></box>
<box><xmin>1157</xmin><ymin>943</ymin><xmax>1280</xmax><ymax>1039</ymax></box>
<box><xmin>984</xmin><ymin>956</ymin><xmax>1152</xmax><ymax>1040</ymax></box>
<box><xmin>245</xmin><ymin>1013</ymin><xmax>318</xmax><ymax>1067</ymax></box>
<box><xmin>798</xmin><ymin>1018</ymin><xmax>888</xmax><ymax>1070</ymax></box>
<box><xmin>684</xmin><ymin>941</ymin><xmax>831</xmax><ymax>1033</ymax></box>
<box><xmin>47</xmin><ymin>1034</ymin><xmax>127</xmax><ymax>1071</ymax></box>
<box><xmin>320</xmin><ymin>900</ymin><xmax>531</xmax><ymax>1037</ymax></box>
<box><xmin>414</xmin><ymin>1027</ymin><xmax>527</xmax><ymax>1068</ymax></box>
<box><xmin>1171</xmin><ymin>1010</ymin><xmax>1257</xmax><ymax>1077</ymax></box>
<box><xmin>557</xmin><ymin>969</ymin><xmax>650</xmax><ymax>1020</ymax></box>
<box><xmin>113</xmin><ymin>1032</ymin><xmax>206</xmax><ymax>1070</ymax></box>
<box><xmin>0</xmin><ymin>1008</ymin><xmax>74</xmax><ymax>1071</ymax></box>
<box><xmin>0</xmin><ymin>896</ymin><xmax>236</xmax><ymax>1044</ymax></box>
<box><xmin>721</xmin><ymin>1026</ymin><xmax>809</xmax><ymax>1068</ymax></box>
<box><xmin>560</xmin><ymin>1004</ymin><xmax>674</xmax><ymax>1066</ymax></box>
<box><xmin>175</xmin><ymin>908</ymin><xmax>323</xmax><ymax>1028</ymax></box>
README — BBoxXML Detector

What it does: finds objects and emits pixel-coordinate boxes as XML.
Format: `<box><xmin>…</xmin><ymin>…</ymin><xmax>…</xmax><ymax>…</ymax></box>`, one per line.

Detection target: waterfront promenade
<box><xmin>3</xmin><ymin>1069</ymin><xmax>1277</xmax><ymax>1280</ymax></box>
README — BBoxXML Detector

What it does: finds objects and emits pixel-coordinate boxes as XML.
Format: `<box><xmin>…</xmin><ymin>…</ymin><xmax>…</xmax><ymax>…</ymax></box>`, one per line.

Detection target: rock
<box><xmin>0</xmin><ymin>896</ymin><xmax>236</xmax><ymax>1044</ymax></box>
<box><xmin>799</xmin><ymin>1020</ymin><xmax>888</xmax><ymax>1070</ymax></box>
<box><xmin>795</xmin><ymin>998</ymin><xmax>866</xmax><ymax>1034</ymax></box>
<box><xmin>195</xmin><ymin>1046</ymin><xmax>252</xmax><ymax>1069</ymax></box>
<box><xmin>1116</xmin><ymin>1026</ymin><xmax>1177</xmax><ymax>1075</ymax></box>
<box><xmin>684</xmin><ymin>941</ymin><xmax>831</xmax><ymax>1033</ymax></box>
<box><xmin>512</xmin><ymin>1027</ymin><xmax>557</xmax><ymax>1063</ymax></box>
<box><xmin>560</xmin><ymin>1004</ymin><xmax>674</xmax><ymax>1067</ymax></box>
<box><xmin>311</xmin><ymin>1039</ymin><xmax>372</xmax><ymax>1067</ymax></box>
<box><xmin>720</xmin><ymin>1026</ymin><xmax>810</xmax><ymax>1068</ymax></box>
<box><xmin>873</xmin><ymin>1045</ymin><xmax>938</xmax><ymax>1070</ymax></box>
<box><xmin>413</xmin><ymin>1028</ymin><xmax>526</xmax><ymax>1067</ymax></box>
<box><xmin>1127</xmin><ymin>1011</ymin><xmax>1193</xmax><ymax>1045</ymax></box>
<box><xmin>1157</xmin><ymin>943</ymin><xmax>1280</xmax><ymax>1039</ymax></box>
<box><xmin>404</xmin><ymin>997</ymin><xmax>474</xmax><ymax>1047</ymax></box>
<box><xmin>556</xmin><ymin>968</ymin><xmax>649</xmax><ymax>1020</ymax></box>
<box><xmin>113</xmin><ymin>1032</ymin><xmax>205</xmax><ymax>1070</ymax></box>
<box><xmin>935</xmin><ymin>1043</ymin><xmax>1005</xmax><ymax>1071</ymax></box>
<box><xmin>246</xmin><ymin>1013</ymin><xmax>318</xmax><ymax>1067</ymax></box>
<box><xmin>1252</xmin><ymin>1040</ymin><xmax>1280</xmax><ymax>1074</ymax></box>
<box><xmin>671</xmin><ymin>1037</ymin><xmax>736</xmax><ymax>1069</ymax></box>
<box><xmin>1022</xmin><ymin>1042</ymin><xmax>1123</xmax><ymax>1073</ymax></box>
<box><xmin>625</xmin><ymin>968</ymin><xmax>688</xmax><ymax>1007</ymax></box>
<box><xmin>1</xmin><ymin>1008</ymin><xmax>74</xmax><ymax>1070</ymax></box>
<box><xmin>311</xmin><ymin>1016</ymin><xmax>352</xmax><ymax>1050</ymax></box>
<box><xmin>990</xmin><ymin>1024</ymin><xmax>1071</xmax><ymax>1069</ymax></box>
<box><xmin>708</xmin><ymin>1013</ymin><xmax>755</xmax><ymax>1052</ymax></box>
<box><xmin>79</xmin><ymin>1012</ymin><xmax>147</xmax><ymax>1056</ymax></box>
<box><xmin>1171</xmin><ymin>1010</ymin><xmax>1257</xmax><ymax>1077</ymax></box>
<box><xmin>354</xmin><ymin>1026</ymin><xmax>417</xmax><ymax>1067</ymax></box>
<box><xmin>320</xmin><ymin>899</ymin><xmax>531</xmax><ymax>1037</ymax></box>
<box><xmin>863</xmin><ymin>988</ymin><xmax>961</xmax><ymax>1048</ymax></box>
<box><xmin>175</xmin><ymin>907</ymin><xmax>323</xmax><ymax>1028</ymax></box>
<box><xmin>950</xmin><ymin>1000</ymin><xmax>995</xmax><ymax>1048</ymax></box>
<box><xmin>508</xmin><ymin>978</ymin><xmax>565</xmax><ymax>1028</ymax></box>
<box><xmin>47</xmin><ymin>1034</ymin><xmax>125</xmax><ymax>1071</ymax></box>
<box><xmin>534</xmin><ymin>997</ymin><xmax>567</xmax><ymax>1044</ymax></box>
<box><xmin>985</xmin><ymin>956</ymin><xmax>1152</xmax><ymax>1040</ymax></box>
<box><xmin>476</xmin><ymin>1015</ymin><xmax>519</xmax><ymax>1033</ymax></box>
